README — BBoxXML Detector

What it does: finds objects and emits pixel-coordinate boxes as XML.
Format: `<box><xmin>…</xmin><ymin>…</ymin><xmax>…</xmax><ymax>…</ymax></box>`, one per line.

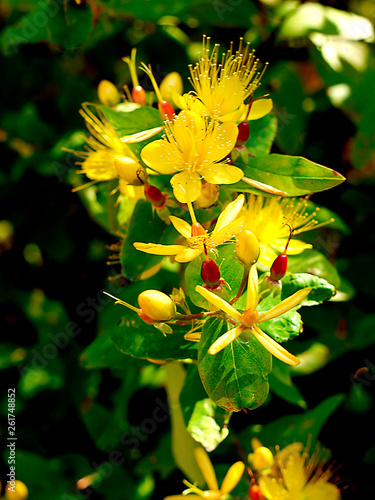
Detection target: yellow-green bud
<box><xmin>194</xmin><ymin>182</ymin><xmax>220</xmax><ymax>209</ymax></box>
<box><xmin>235</xmin><ymin>230</ymin><xmax>260</xmax><ymax>267</ymax></box>
<box><xmin>114</xmin><ymin>156</ymin><xmax>146</xmax><ymax>185</ymax></box>
<box><xmin>138</xmin><ymin>290</ymin><xmax>176</xmax><ymax>322</ymax></box>
<box><xmin>159</xmin><ymin>72</ymin><xmax>183</xmax><ymax>106</ymax></box>
<box><xmin>252</xmin><ymin>446</ymin><xmax>274</xmax><ymax>471</ymax></box>
<box><xmin>5</xmin><ymin>480</ymin><xmax>29</xmax><ymax>500</ymax></box>
<box><xmin>97</xmin><ymin>80</ymin><xmax>121</xmax><ymax>107</ymax></box>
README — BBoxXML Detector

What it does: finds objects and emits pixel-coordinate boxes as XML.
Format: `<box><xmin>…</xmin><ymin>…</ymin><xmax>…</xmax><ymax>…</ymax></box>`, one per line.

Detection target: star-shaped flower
<box><xmin>195</xmin><ymin>265</ymin><xmax>311</xmax><ymax>365</ymax></box>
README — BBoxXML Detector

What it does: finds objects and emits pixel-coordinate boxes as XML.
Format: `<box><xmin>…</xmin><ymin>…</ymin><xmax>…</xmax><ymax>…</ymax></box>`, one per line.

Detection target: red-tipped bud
<box><xmin>144</xmin><ymin>184</ymin><xmax>166</xmax><ymax>207</ymax></box>
<box><xmin>236</xmin><ymin>121</ymin><xmax>250</xmax><ymax>147</ymax></box>
<box><xmin>270</xmin><ymin>253</ymin><xmax>288</xmax><ymax>282</ymax></box>
<box><xmin>138</xmin><ymin>290</ymin><xmax>176</xmax><ymax>322</ymax></box>
<box><xmin>201</xmin><ymin>258</ymin><xmax>221</xmax><ymax>288</ymax></box>
<box><xmin>191</xmin><ymin>222</ymin><xmax>206</xmax><ymax>237</ymax></box>
<box><xmin>158</xmin><ymin>100</ymin><xmax>175</xmax><ymax>120</ymax></box>
<box><xmin>132</xmin><ymin>85</ymin><xmax>147</xmax><ymax>105</ymax></box>
<box><xmin>248</xmin><ymin>484</ymin><xmax>264</xmax><ymax>500</ymax></box>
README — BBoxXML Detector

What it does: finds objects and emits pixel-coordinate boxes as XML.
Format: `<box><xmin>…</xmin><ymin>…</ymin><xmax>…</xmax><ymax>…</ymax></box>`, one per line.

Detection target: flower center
<box><xmin>241</xmin><ymin>308</ymin><xmax>260</xmax><ymax>328</ymax></box>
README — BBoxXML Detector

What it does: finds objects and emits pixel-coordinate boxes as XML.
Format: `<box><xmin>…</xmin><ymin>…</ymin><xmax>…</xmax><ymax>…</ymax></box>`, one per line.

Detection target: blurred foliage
<box><xmin>1</xmin><ymin>0</ymin><xmax>375</xmax><ymax>499</ymax></box>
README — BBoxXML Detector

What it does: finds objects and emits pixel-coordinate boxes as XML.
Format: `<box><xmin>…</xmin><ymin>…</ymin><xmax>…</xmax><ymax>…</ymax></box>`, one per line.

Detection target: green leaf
<box><xmin>80</xmin><ymin>329</ymin><xmax>134</xmax><ymax>370</ymax></box>
<box><xmin>180</xmin><ymin>365</ymin><xmax>231</xmax><ymax>451</ymax></box>
<box><xmin>185</xmin><ymin>243</ymin><xmax>244</xmax><ymax>308</ymax></box>
<box><xmin>257</xmin><ymin>295</ymin><xmax>303</xmax><ymax>342</ymax></box>
<box><xmin>240</xmin><ymin>394</ymin><xmax>345</xmax><ymax>452</ymax></box>
<box><xmin>100</xmin><ymin>105</ymin><xmax>163</xmax><ymax>136</ymax></box>
<box><xmin>1</xmin><ymin>1</ymin><xmax>93</xmax><ymax>55</ymax></box>
<box><xmin>246</xmin><ymin>114</ymin><xmax>278</xmax><ymax>157</ymax></box>
<box><xmin>269</xmin><ymin>358</ymin><xmax>307</xmax><ymax>409</ymax></box>
<box><xmin>198</xmin><ymin>317</ymin><xmax>272</xmax><ymax>412</ymax></box>
<box><xmin>287</xmin><ymin>250</ymin><xmax>341</xmax><ymax>288</ymax></box>
<box><xmin>230</xmin><ymin>154</ymin><xmax>345</xmax><ymax>197</ymax></box>
<box><xmin>120</xmin><ymin>200</ymin><xmax>177</xmax><ymax>280</ymax></box>
<box><xmin>111</xmin><ymin>311</ymin><xmax>197</xmax><ymax>361</ymax></box>
<box><xmin>281</xmin><ymin>272</ymin><xmax>336</xmax><ymax>305</ymax></box>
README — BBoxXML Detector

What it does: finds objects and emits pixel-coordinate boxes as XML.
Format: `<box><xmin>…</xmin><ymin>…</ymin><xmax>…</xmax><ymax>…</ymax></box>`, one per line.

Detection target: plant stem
<box><xmin>230</xmin><ymin>267</ymin><xmax>249</xmax><ymax>305</ymax></box>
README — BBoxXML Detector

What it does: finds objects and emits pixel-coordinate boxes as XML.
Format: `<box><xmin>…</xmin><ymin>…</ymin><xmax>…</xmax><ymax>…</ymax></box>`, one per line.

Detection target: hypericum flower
<box><xmin>196</xmin><ymin>265</ymin><xmax>311</xmax><ymax>365</ymax></box>
<box><xmin>140</xmin><ymin>110</ymin><xmax>243</xmax><ymax>203</ymax></box>
<box><xmin>243</xmin><ymin>195</ymin><xmax>334</xmax><ymax>267</ymax></box>
<box><xmin>134</xmin><ymin>194</ymin><xmax>245</xmax><ymax>263</ymax></box>
<box><xmin>187</xmin><ymin>36</ymin><xmax>268</xmax><ymax>121</ymax></box>
<box><xmin>257</xmin><ymin>443</ymin><xmax>341</xmax><ymax>500</ymax></box>
<box><xmin>71</xmin><ymin>103</ymin><xmax>162</xmax><ymax>191</ymax></box>
<box><xmin>165</xmin><ymin>447</ymin><xmax>245</xmax><ymax>500</ymax></box>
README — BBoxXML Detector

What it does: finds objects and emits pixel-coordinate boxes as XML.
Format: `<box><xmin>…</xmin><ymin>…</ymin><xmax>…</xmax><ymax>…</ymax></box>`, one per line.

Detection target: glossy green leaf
<box><xmin>185</xmin><ymin>243</ymin><xmax>244</xmax><ymax>308</ymax></box>
<box><xmin>180</xmin><ymin>365</ymin><xmax>231</xmax><ymax>451</ymax></box>
<box><xmin>120</xmin><ymin>199</ymin><xmax>177</xmax><ymax>280</ymax></box>
<box><xmin>100</xmin><ymin>105</ymin><xmax>164</xmax><ymax>136</ymax></box>
<box><xmin>287</xmin><ymin>250</ymin><xmax>341</xmax><ymax>288</ymax></box>
<box><xmin>111</xmin><ymin>311</ymin><xmax>197</xmax><ymax>361</ymax></box>
<box><xmin>240</xmin><ymin>394</ymin><xmax>345</xmax><ymax>453</ymax></box>
<box><xmin>246</xmin><ymin>114</ymin><xmax>278</xmax><ymax>157</ymax></box>
<box><xmin>230</xmin><ymin>154</ymin><xmax>345</xmax><ymax>197</ymax></box>
<box><xmin>269</xmin><ymin>358</ymin><xmax>307</xmax><ymax>409</ymax></box>
<box><xmin>257</xmin><ymin>294</ymin><xmax>303</xmax><ymax>342</ymax></box>
<box><xmin>198</xmin><ymin>317</ymin><xmax>272</xmax><ymax>412</ymax></box>
<box><xmin>80</xmin><ymin>328</ymin><xmax>134</xmax><ymax>370</ymax></box>
<box><xmin>281</xmin><ymin>272</ymin><xmax>336</xmax><ymax>305</ymax></box>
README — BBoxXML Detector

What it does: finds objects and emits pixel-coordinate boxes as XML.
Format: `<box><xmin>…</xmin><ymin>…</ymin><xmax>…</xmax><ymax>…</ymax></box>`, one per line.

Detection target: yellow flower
<box><xmin>188</xmin><ymin>36</ymin><xmax>267</xmax><ymax>121</ymax></box>
<box><xmin>258</xmin><ymin>443</ymin><xmax>341</xmax><ymax>500</ymax></box>
<box><xmin>134</xmin><ymin>194</ymin><xmax>245</xmax><ymax>263</ymax></box>
<box><xmin>195</xmin><ymin>265</ymin><xmax>311</xmax><ymax>366</ymax></box>
<box><xmin>71</xmin><ymin>103</ymin><xmax>162</xmax><ymax>189</ymax></box>
<box><xmin>140</xmin><ymin>110</ymin><xmax>243</xmax><ymax>203</ymax></box>
<box><xmin>165</xmin><ymin>447</ymin><xmax>245</xmax><ymax>500</ymax></box>
<box><xmin>243</xmin><ymin>195</ymin><xmax>334</xmax><ymax>267</ymax></box>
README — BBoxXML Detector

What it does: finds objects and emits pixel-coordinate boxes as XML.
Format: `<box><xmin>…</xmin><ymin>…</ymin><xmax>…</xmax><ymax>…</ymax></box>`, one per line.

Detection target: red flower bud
<box><xmin>158</xmin><ymin>100</ymin><xmax>175</xmax><ymax>120</ymax></box>
<box><xmin>201</xmin><ymin>258</ymin><xmax>221</xmax><ymax>288</ymax></box>
<box><xmin>248</xmin><ymin>484</ymin><xmax>264</xmax><ymax>500</ymax></box>
<box><xmin>270</xmin><ymin>253</ymin><xmax>288</xmax><ymax>281</ymax></box>
<box><xmin>132</xmin><ymin>85</ymin><xmax>147</xmax><ymax>105</ymax></box>
<box><xmin>236</xmin><ymin>121</ymin><xmax>250</xmax><ymax>147</ymax></box>
<box><xmin>144</xmin><ymin>184</ymin><xmax>166</xmax><ymax>207</ymax></box>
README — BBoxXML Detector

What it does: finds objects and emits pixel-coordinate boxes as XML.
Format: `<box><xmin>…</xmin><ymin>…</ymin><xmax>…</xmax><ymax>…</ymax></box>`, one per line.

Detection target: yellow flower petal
<box><xmin>252</xmin><ymin>325</ymin><xmax>300</xmax><ymax>366</ymax></box>
<box><xmin>212</xmin><ymin>217</ymin><xmax>245</xmax><ymax>247</ymax></box>
<box><xmin>171</xmin><ymin>170</ymin><xmax>202</xmax><ymax>203</ymax></box>
<box><xmin>257</xmin><ymin>243</ymin><xmax>278</xmax><ymax>268</ymax></box>
<box><xmin>134</xmin><ymin>242</ymin><xmax>187</xmax><ymax>256</ymax></box>
<box><xmin>141</xmin><ymin>140</ymin><xmax>182</xmax><ymax>174</ymax></box>
<box><xmin>175</xmin><ymin>247</ymin><xmax>202</xmax><ymax>263</ymax></box>
<box><xmin>248</xmin><ymin>98</ymin><xmax>273</xmax><ymax>120</ymax></box>
<box><xmin>272</xmin><ymin>238</ymin><xmax>313</xmax><ymax>255</ymax></box>
<box><xmin>201</xmin><ymin>122</ymin><xmax>239</xmax><ymax>163</ymax></box>
<box><xmin>257</xmin><ymin>288</ymin><xmax>311</xmax><ymax>323</ymax></box>
<box><xmin>241</xmin><ymin>177</ymin><xmax>287</xmax><ymax>196</ymax></box>
<box><xmin>169</xmin><ymin>216</ymin><xmax>192</xmax><ymax>239</ymax></box>
<box><xmin>121</xmin><ymin>126</ymin><xmax>163</xmax><ymax>143</ymax></box>
<box><xmin>194</xmin><ymin>448</ymin><xmax>219</xmax><ymax>492</ymax></box>
<box><xmin>200</xmin><ymin>163</ymin><xmax>244</xmax><ymax>185</ymax></box>
<box><xmin>213</xmin><ymin>194</ymin><xmax>245</xmax><ymax>234</ymax></box>
<box><xmin>220</xmin><ymin>461</ymin><xmax>246</xmax><ymax>495</ymax></box>
<box><xmin>220</xmin><ymin>104</ymin><xmax>246</xmax><ymax>122</ymax></box>
<box><xmin>208</xmin><ymin>325</ymin><xmax>244</xmax><ymax>355</ymax></box>
<box><xmin>195</xmin><ymin>285</ymin><xmax>242</xmax><ymax>322</ymax></box>
<box><xmin>282</xmin><ymin>454</ymin><xmax>306</xmax><ymax>496</ymax></box>
<box><xmin>258</xmin><ymin>476</ymin><xmax>288</xmax><ymax>500</ymax></box>
<box><xmin>246</xmin><ymin>264</ymin><xmax>259</xmax><ymax>311</ymax></box>
<box><xmin>302</xmin><ymin>479</ymin><xmax>340</xmax><ymax>500</ymax></box>
<box><xmin>164</xmin><ymin>496</ymin><xmax>201</xmax><ymax>500</ymax></box>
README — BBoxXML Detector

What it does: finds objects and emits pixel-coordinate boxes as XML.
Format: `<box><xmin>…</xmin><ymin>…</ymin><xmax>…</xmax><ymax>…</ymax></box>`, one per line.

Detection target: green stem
<box><xmin>230</xmin><ymin>267</ymin><xmax>249</xmax><ymax>305</ymax></box>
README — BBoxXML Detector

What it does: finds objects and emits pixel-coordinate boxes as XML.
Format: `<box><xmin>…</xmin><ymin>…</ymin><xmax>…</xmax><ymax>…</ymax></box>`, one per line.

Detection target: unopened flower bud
<box><xmin>191</xmin><ymin>222</ymin><xmax>206</xmax><ymax>237</ymax></box>
<box><xmin>252</xmin><ymin>447</ymin><xmax>274</xmax><ymax>471</ymax></box>
<box><xmin>5</xmin><ymin>480</ymin><xmax>29</xmax><ymax>500</ymax></box>
<box><xmin>201</xmin><ymin>258</ymin><xmax>221</xmax><ymax>288</ymax></box>
<box><xmin>114</xmin><ymin>156</ymin><xmax>146</xmax><ymax>185</ymax></box>
<box><xmin>235</xmin><ymin>230</ymin><xmax>259</xmax><ymax>267</ymax></box>
<box><xmin>194</xmin><ymin>182</ymin><xmax>220</xmax><ymax>209</ymax></box>
<box><xmin>97</xmin><ymin>80</ymin><xmax>121</xmax><ymax>107</ymax></box>
<box><xmin>158</xmin><ymin>100</ymin><xmax>175</xmax><ymax>120</ymax></box>
<box><xmin>132</xmin><ymin>85</ymin><xmax>147</xmax><ymax>105</ymax></box>
<box><xmin>236</xmin><ymin>121</ymin><xmax>250</xmax><ymax>147</ymax></box>
<box><xmin>270</xmin><ymin>253</ymin><xmax>288</xmax><ymax>282</ymax></box>
<box><xmin>138</xmin><ymin>290</ymin><xmax>176</xmax><ymax>322</ymax></box>
<box><xmin>171</xmin><ymin>287</ymin><xmax>185</xmax><ymax>305</ymax></box>
<box><xmin>144</xmin><ymin>184</ymin><xmax>166</xmax><ymax>207</ymax></box>
<box><xmin>160</xmin><ymin>72</ymin><xmax>183</xmax><ymax>105</ymax></box>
